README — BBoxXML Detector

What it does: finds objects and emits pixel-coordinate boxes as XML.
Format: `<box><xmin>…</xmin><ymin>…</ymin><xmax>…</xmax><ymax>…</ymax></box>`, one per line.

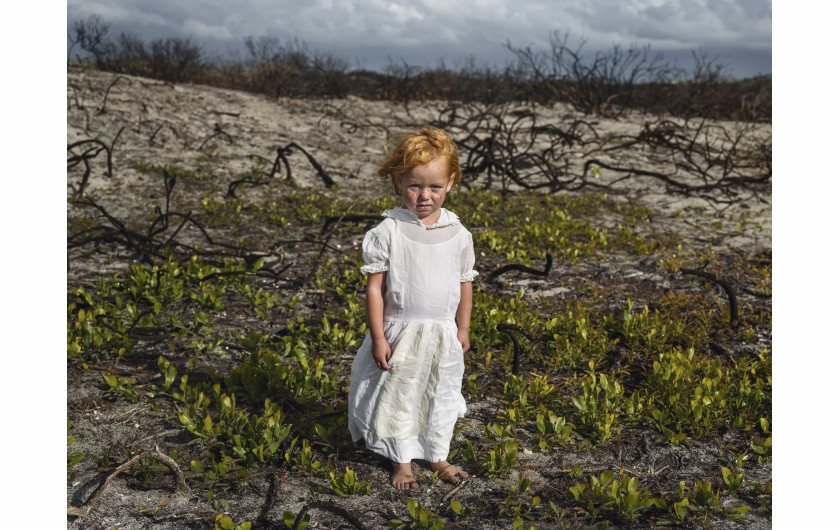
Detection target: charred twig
<box><xmin>271</xmin><ymin>142</ymin><xmax>336</xmax><ymax>188</ymax></box>
<box><xmin>320</xmin><ymin>214</ymin><xmax>383</xmax><ymax>235</ymax></box>
<box><xmin>227</xmin><ymin>175</ymin><xmax>268</xmax><ymax>197</ymax></box>
<box><xmin>487</xmin><ymin>254</ymin><xmax>552</xmax><ymax>283</ymax></box>
<box><xmin>97</xmin><ymin>75</ymin><xmax>127</xmax><ymax>114</ymax></box>
<box><xmin>198</xmin><ymin>122</ymin><xmax>234</xmax><ymax>150</ymax></box>
<box><xmin>303</xmin><ymin>205</ymin><xmax>357</xmax><ymax>286</ymax></box>
<box><xmin>256</xmin><ymin>472</ymin><xmax>281</xmax><ymax>527</ymax></box>
<box><xmin>291</xmin><ymin>500</ymin><xmax>366</xmax><ymax>530</ymax></box>
<box><xmin>211</xmin><ymin>110</ymin><xmax>240</xmax><ymax>117</ymax></box>
<box><xmin>67</xmin><ymin>128</ymin><xmax>122</xmax><ymax>195</ymax></box>
<box><xmin>75</xmin><ymin>196</ymin><xmax>153</xmax><ymax>260</ymax></box>
<box><xmin>269</xmin><ymin>145</ymin><xmax>294</xmax><ymax>183</ymax></box>
<box><xmin>147</xmin><ymin>171</ymin><xmax>178</xmax><ymax>238</ymax></box>
<box><xmin>149</xmin><ymin>123</ymin><xmax>165</xmax><ymax>145</ymax></box>
<box><xmin>496</xmin><ymin>323</ymin><xmax>540</xmax><ymax>375</ymax></box>
<box><xmin>680</xmin><ymin>267</ymin><xmax>739</xmax><ymax>327</ymax></box>
<box><xmin>67</xmin><ymin>451</ymin><xmax>190</xmax><ymax>518</ymax></box>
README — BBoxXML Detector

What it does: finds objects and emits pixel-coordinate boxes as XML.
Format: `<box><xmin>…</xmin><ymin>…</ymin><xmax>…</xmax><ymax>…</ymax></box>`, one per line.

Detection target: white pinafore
<box><xmin>347</xmin><ymin>207</ymin><xmax>478</xmax><ymax>463</ymax></box>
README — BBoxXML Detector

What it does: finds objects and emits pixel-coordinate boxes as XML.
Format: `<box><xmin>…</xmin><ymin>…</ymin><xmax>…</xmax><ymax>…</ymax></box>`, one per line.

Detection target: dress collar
<box><xmin>382</xmin><ymin>207</ymin><xmax>460</xmax><ymax>229</ymax></box>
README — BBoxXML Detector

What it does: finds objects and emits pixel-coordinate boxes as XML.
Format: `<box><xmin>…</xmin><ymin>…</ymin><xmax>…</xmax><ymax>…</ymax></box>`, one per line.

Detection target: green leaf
<box><xmin>721</xmin><ymin>466</ymin><xmax>732</xmax><ymax>483</ymax></box>
<box><xmin>215</xmin><ymin>514</ymin><xmax>235</xmax><ymax>530</ymax></box>
<box><xmin>282</xmin><ymin>511</ymin><xmax>296</xmax><ymax>529</ymax></box>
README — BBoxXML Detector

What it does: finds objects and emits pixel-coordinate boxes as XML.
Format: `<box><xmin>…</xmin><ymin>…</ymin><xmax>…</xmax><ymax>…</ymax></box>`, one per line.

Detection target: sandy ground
<box><xmin>67</xmin><ymin>66</ymin><xmax>771</xmax><ymax>529</ymax></box>
<box><xmin>67</xmin><ymin>66</ymin><xmax>770</xmax><ymax>238</ymax></box>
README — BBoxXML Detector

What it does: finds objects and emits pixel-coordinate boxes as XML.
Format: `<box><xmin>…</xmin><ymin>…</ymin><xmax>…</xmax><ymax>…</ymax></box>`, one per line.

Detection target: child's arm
<box><xmin>366</xmin><ymin>271</ymin><xmax>392</xmax><ymax>370</ymax></box>
<box><xmin>456</xmin><ymin>281</ymin><xmax>473</xmax><ymax>353</ymax></box>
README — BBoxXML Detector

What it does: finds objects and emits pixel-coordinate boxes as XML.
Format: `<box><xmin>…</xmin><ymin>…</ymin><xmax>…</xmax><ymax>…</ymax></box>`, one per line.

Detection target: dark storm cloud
<box><xmin>66</xmin><ymin>0</ymin><xmax>771</xmax><ymax>78</ymax></box>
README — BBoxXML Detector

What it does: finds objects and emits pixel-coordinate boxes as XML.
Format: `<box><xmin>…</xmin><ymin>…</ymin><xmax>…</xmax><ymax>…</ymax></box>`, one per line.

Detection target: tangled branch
<box><xmin>496</xmin><ymin>323</ymin><xmax>541</xmax><ymax>375</ymax></box>
<box><xmin>68</xmin><ymin>450</ymin><xmax>190</xmax><ymax>518</ymax></box>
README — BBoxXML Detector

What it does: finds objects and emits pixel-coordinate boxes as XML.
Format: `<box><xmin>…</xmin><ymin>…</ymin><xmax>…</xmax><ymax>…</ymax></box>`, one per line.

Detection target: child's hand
<box><xmin>372</xmin><ymin>337</ymin><xmax>392</xmax><ymax>370</ymax></box>
<box><xmin>457</xmin><ymin>328</ymin><xmax>470</xmax><ymax>354</ymax></box>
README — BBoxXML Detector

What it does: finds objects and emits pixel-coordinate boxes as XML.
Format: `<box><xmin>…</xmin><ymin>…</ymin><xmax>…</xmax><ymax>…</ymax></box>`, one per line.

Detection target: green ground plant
<box><xmin>389</xmin><ymin>499</ymin><xmax>446</xmax><ymax>530</ymax></box>
<box><xmin>68</xmin><ymin>177</ymin><xmax>771</xmax><ymax>527</ymax></box>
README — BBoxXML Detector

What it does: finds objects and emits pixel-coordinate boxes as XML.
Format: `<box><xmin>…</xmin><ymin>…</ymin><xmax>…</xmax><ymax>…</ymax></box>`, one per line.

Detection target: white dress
<box><xmin>347</xmin><ymin>207</ymin><xmax>479</xmax><ymax>463</ymax></box>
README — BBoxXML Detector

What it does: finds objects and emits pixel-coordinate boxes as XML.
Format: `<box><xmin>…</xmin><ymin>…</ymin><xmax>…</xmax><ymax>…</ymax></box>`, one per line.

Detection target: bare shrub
<box><xmin>242</xmin><ymin>36</ymin><xmax>350</xmax><ymax>98</ymax></box>
<box><xmin>67</xmin><ymin>15</ymin><xmax>770</xmax><ymax>121</ymax></box>
<box><xmin>68</xmin><ymin>14</ymin><xmax>114</xmax><ymax>63</ymax></box>
<box><xmin>504</xmin><ymin>31</ymin><xmax>680</xmax><ymax>115</ymax></box>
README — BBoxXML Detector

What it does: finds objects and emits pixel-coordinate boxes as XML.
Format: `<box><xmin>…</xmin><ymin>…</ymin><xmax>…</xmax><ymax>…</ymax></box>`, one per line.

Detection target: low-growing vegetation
<box><xmin>67</xmin><ymin>65</ymin><xmax>770</xmax><ymax>528</ymax></box>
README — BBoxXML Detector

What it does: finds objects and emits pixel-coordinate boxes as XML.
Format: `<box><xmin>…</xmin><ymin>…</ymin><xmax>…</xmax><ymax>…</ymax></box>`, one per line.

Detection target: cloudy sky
<box><xmin>66</xmin><ymin>0</ymin><xmax>772</xmax><ymax>79</ymax></box>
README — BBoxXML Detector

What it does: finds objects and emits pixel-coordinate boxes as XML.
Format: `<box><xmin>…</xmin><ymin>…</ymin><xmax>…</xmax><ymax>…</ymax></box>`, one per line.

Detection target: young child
<box><xmin>348</xmin><ymin>126</ymin><xmax>478</xmax><ymax>490</ymax></box>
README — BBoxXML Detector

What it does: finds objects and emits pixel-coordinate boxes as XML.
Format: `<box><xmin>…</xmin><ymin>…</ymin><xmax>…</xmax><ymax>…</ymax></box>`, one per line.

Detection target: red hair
<box><xmin>378</xmin><ymin>126</ymin><xmax>461</xmax><ymax>194</ymax></box>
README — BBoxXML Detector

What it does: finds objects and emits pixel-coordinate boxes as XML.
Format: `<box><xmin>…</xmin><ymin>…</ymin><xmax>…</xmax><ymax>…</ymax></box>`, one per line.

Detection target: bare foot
<box><xmin>430</xmin><ymin>461</ymin><xmax>469</xmax><ymax>484</ymax></box>
<box><xmin>391</xmin><ymin>461</ymin><xmax>419</xmax><ymax>490</ymax></box>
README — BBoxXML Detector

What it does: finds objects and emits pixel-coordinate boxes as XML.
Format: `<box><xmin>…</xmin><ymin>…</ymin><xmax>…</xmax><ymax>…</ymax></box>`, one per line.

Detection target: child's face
<box><xmin>395</xmin><ymin>157</ymin><xmax>455</xmax><ymax>225</ymax></box>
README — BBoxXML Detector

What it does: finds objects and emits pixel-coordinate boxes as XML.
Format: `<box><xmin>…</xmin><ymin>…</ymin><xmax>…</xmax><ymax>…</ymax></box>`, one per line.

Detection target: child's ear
<box><xmin>445</xmin><ymin>174</ymin><xmax>456</xmax><ymax>192</ymax></box>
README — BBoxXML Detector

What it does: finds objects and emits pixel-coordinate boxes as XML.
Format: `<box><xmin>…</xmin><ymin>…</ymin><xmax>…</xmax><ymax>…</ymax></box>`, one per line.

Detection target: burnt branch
<box><xmin>97</xmin><ymin>75</ymin><xmax>127</xmax><ymax>114</ymax></box>
<box><xmin>198</xmin><ymin>122</ymin><xmax>234</xmax><ymax>150</ymax></box>
<box><xmin>496</xmin><ymin>323</ymin><xmax>540</xmax><ymax>375</ymax></box>
<box><xmin>288</xmin><ymin>142</ymin><xmax>336</xmax><ymax>188</ymax></box>
<box><xmin>67</xmin><ymin>451</ymin><xmax>190</xmax><ymax>518</ymax></box>
<box><xmin>291</xmin><ymin>500</ymin><xmax>366</xmax><ymax>530</ymax></box>
<box><xmin>680</xmin><ymin>267</ymin><xmax>739</xmax><ymax>327</ymax></box>
<box><xmin>320</xmin><ymin>214</ymin><xmax>383</xmax><ymax>235</ymax></box>
<box><xmin>487</xmin><ymin>254</ymin><xmax>553</xmax><ymax>283</ymax></box>
<box><xmin>303</xmin><ymin>205</ymin><xmax>358</xmax><ymax>286</ymax></box>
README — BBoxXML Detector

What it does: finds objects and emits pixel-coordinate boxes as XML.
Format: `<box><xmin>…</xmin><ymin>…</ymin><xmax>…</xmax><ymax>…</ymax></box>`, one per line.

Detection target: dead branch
<box><xmin>320</xmin><ymin>214</ymin><xmax>383</xmax><ymax>235</ymax></box>
<box><xmin>680</xmin><ymin>267</ymin><xmax>739</xmax><ymax>327</ymax></box>
<box><xmin>284</xmin><ymin>142</ymin><xmax>336</xmax><ymax>188</ymax></box>
<box><xmin>256</xmin><ymin>472</ymin><xmax>281</xmax><ymax>527</ymax></box>
<box><xmin>496</xmin><ymin>323</ymin><xmax>540</xmax><ymax>375</ymax></box>
<box><xmin>303</xmin><ymin>204</ymin><xmax>357</xmax><ymax>286</ymax></box>
<box><xmin>68</xmin><ymin>127</ymin><xmax>124</xmax><ymax>196</ymax></box>
<box><xmin>487</xmin><ymin>254</ymin><xmax>553</xmax><ymax>283</ymax></box>
<box><xmin>291</xmin><ymin>500</ymin><xmax>366</xmax><ymax>530</ymax></box>
<box><xmin>97</xmin><ymin>75</ymin><xmax>127</xmax><ymax>114</ymax></box>
<box><xmin>67</xmin><ymin>450</ymin><xmax>190</xmax><ymax>518</ymax></box>
<box><xmin>198</xmin><ymin>122</ymin><xmax>234</xmax><ymax>150</ymax></box>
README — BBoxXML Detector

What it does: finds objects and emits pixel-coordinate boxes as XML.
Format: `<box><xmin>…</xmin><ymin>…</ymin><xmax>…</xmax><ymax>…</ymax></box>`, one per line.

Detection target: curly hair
<box><xmin>378</xmin><ymin>126</ymin><xmax>462</xmax><ymax>195</ymax></box>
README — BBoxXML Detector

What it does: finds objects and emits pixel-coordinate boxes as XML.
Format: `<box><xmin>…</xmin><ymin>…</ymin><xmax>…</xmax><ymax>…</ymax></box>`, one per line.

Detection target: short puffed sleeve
<box><xmin>459</xmin><ymin>230</ymin><xmax>479</xmax><ymax>282</ymax></box>
<box><xmin>359</xmin><ymin>220</ymin><xmax>392</xmax><ymax>274</ymax></box>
